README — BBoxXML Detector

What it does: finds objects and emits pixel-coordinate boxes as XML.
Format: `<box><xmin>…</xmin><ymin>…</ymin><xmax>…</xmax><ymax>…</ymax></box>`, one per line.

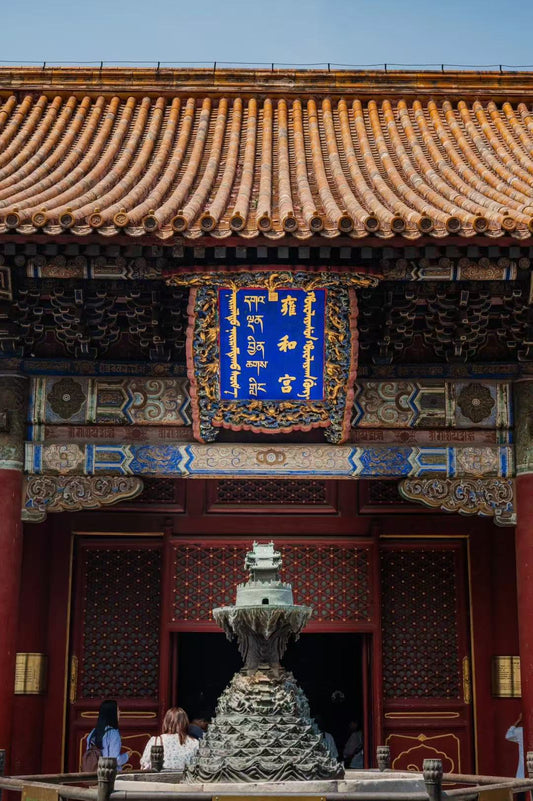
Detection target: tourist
<box><xmin>84</xmin><ymin>699</ymin><xmax>129</xmax><ymax>770</ymax></box>
<box><xmin>140</xmin><ymin>707</ymin><xmax>199</xmax><ymax>771</ymax></box>
<box><xmin>315</xmin><ymin>715</ymin><xmax>339</xmax><ymax>760</ymax></box>
<box><xmin>343</xmin><ymin>719</ymin><xmax>364</xmax><ymax>769</ymax></box>
<box><xmin>188</xmin><ymin>713</ymin><xmax>210</xmax><ymax>740</ymax></box>
<box><xmin>505</xmin><ymin>713</ymin><xmax>524</xmax><ymax>778</ymax></box>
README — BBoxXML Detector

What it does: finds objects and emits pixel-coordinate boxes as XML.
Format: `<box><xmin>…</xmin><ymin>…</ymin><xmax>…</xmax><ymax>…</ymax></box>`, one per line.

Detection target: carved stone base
<box><xmin>186</xmin><ymin>667</ymin><xmax>343</xmax><ymax>782</ymax></box>
<box><xmin>398</xmin><ymin>478</ymin><xmax>515</xmax><ymax>526</ymax></box>
<box><xmin>22</xmin><ymin>476</ymin><xmax>143</xmax><ymax>522</ymax></box>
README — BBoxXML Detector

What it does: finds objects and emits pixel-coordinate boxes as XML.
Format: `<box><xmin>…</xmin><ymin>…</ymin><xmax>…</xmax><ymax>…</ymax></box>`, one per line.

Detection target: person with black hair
<box><xmin>188</xmin><ymin>712</ymin><xmax>211</xmax><ymax>740</ymax></box>
<box><xmin>85</xmin><ymin>699</ymin><xmax>128</xmax><ymax>769</ymax></box>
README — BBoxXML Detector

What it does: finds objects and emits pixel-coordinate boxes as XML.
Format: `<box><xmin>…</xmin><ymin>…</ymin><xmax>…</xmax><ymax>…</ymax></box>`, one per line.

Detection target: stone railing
<box><xmin>1</xmin><ymin>749</ymin><xmax>533</xmax><ymax>801</ymax></box>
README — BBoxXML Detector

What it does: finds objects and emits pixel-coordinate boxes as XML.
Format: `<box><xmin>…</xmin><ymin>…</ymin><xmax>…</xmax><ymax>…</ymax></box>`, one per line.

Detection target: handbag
<box><xmin>82</xmin><ymin>735</ymin><xmax>102</xmax><ymax>772</ymax></box>
<box><xmin>150</xmin><ymin>735</ymin><xmax>165</xmax><ymax>771</ymax></box>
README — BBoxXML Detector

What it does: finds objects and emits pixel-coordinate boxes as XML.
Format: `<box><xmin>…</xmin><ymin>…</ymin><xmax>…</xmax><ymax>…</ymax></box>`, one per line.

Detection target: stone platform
<box><xmin>116</xmin><ymin>771</ymin><xmax>429</xmax><ymax>794</ymax></box>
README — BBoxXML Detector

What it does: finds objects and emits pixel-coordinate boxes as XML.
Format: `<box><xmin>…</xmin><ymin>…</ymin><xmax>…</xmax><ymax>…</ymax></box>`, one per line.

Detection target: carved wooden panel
<box><xmin>386</xmin><ymin>732</ymin><xmax>461</xmax><ymax>773</ymax></box>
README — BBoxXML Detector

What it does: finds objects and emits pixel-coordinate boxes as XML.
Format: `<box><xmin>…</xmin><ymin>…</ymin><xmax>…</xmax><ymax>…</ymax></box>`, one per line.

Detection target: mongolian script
<box><xmin>219</xmin><ymin>288</ymin><xmax>326</xmax><ymax>401</ymax></box>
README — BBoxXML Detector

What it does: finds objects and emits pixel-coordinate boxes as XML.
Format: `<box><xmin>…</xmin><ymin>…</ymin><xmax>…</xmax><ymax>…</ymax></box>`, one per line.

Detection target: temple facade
<box><xmin>0</xmin><ymin>65</ymin><xmax>531</xmax><ymax>778</ymax></box>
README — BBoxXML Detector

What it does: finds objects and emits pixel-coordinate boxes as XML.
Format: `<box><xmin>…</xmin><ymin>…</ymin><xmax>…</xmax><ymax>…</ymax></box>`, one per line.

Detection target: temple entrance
<box><xmin>173</xmin><ymin>631</ymin><xmax>365</xmax><ymax>758</ymax></box>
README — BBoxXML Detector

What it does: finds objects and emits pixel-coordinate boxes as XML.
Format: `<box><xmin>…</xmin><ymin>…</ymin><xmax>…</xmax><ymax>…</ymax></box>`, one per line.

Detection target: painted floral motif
<box><xmin>457</xmin><ymin>383</ymin><xmax>495</xmax><ymax>424</ymax></box>
<box><xmin>454</xmin><ymin>447</ymin><xmax>500</xmax><ymax>477</ymax></box>
<box><xmin>47</xmin><ymin>378</ymin><xmax>86</xmax><ymax>420</ymax></box>
<box><xmin>41</xmin><ymin>443</ymin><xmax>85</xmax><ymax>475</ymax></box>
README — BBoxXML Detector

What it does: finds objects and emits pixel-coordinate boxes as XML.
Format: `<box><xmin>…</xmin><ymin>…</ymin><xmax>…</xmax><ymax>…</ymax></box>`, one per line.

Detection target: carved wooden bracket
<box><xmin>22</xmin><ymin>475</ymin><xmax>143</xmax><ymax>522</ymax></box>
<box><xmin>398</xmin><ymin>477</ymin><xmax>515</xmax><ymax>526</ymax></box>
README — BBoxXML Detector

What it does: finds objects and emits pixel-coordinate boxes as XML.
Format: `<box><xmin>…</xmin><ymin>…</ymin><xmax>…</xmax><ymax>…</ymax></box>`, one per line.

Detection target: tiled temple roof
<box><xmin>2</xmin><ymin>69</ymin><xmax>533</xmax><ymax>240</ymax></box>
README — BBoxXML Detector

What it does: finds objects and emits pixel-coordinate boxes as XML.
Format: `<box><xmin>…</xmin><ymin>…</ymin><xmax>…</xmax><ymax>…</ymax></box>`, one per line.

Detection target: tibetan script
<box><xmin>219</xmin><ymin>288</ymin><xmax>326</xmax><ymax>401</ymax></box>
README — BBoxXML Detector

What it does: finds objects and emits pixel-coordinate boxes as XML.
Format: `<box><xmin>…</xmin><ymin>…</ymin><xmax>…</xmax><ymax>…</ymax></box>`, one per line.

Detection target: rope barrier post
<box><xmin>376</xmin><ymin>745</ymin><xmax>391</xmax><ymax>771</ymax></box>
<box><xmin>423</xmin><ymin>758</ymin><xmax>443</xmax><ymax>801</ymax></box>
<box><xmin>97</xmin><ymin>757</ymin><xmax>117</xmax><ymax>801</ymax></box>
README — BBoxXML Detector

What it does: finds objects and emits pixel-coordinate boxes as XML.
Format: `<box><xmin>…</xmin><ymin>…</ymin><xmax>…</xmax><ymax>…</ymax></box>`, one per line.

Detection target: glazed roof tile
<box><xmin>2</xmin><ymin>69</ymin><xmax>533</xmax><ymax>239</ymax></box>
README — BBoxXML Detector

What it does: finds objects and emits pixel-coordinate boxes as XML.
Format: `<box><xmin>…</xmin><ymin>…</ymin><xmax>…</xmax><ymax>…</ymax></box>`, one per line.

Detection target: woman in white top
<box><xmin>140</xmin><ymin>707</ymin><xmax>199</xmax><ymax>771</ymax></box>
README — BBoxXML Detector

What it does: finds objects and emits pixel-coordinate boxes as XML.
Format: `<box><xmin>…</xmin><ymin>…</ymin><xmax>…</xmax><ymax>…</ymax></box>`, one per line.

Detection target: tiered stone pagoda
<box><xmin>187</xmin><ymin>542</ymin><xmax>343</xmax><ymax>782</ymax></box>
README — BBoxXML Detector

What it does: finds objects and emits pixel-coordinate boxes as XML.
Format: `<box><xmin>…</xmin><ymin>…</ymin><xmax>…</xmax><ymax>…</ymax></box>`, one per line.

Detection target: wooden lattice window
<box><xmin>119</xmin><ymin>477</ymin><xmax>185</xmax><ymax>510</ymax></box>
<box><xmin>131</xmin><ymin>477</ymin><xmax>178</xmax><ymax>504</ymax></box>
<box><xmin>366</xmin><ymin>480</ymin><xmax>404</xmax><ymax>505</ymax></box>
<box><xmin>380</xmin><ymin>547</ymin><xmax>461</xmax><ymax>699</ymax></box>
<box><xmin>207</xmin><ymin>479</ymin><xmax>338</xmax><ymax>513</ymax></box>
<box><xmin>171</xmin><ymin>541</ymin><xmax>372</xmax><ymax>626</ymax></box>
<box><xmin>78</xmin><ymin>546</ymin><xmax>162</xmax><ymax>698</ymax></box>
<box><xmin>358</xmin><ymin>480</ymin><xmax>421</xmax><ymax>514</ymax></box>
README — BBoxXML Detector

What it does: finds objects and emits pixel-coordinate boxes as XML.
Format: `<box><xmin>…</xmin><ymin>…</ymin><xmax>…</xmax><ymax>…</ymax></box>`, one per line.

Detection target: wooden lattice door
<box><xmin>67</xmin><ymin>538</ymin><xmax>163</xmax><ymax>771</ymax></box>
<box><xmin>380</xmin><ymin>541</ymin><xmax>474</xmax><ymax>773</ymax></box>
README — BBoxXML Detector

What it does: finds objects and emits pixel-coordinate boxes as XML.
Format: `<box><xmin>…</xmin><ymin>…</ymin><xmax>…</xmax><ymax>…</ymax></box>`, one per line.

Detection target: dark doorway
<box><xmin>284</xmin><ymin>632</ymin><xmax>364</xmax><ymax>754</ymax></box>
<box><xmin>173</xmin><ymin>631</ymin><xmax>363</xmax><ymax>756</ymax></box>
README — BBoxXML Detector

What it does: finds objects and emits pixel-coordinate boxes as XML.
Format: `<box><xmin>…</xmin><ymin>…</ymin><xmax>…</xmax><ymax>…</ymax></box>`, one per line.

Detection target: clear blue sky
<box><xmin>1</xmin><ymin>0</ymin><xmax>532</xmax><ymax>69</ymax></box>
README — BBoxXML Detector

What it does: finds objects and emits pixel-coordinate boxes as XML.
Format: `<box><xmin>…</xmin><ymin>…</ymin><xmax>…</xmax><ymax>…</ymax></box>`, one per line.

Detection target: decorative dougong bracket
<box><xmin>22</xmin><ymin>476</ymin><xmax>144</xmax><ymax>522</ymax></box>
<box><xmin>398</xmin><ymin>477</ymin><xmax>515</xmax><ymax>526</ymax></box>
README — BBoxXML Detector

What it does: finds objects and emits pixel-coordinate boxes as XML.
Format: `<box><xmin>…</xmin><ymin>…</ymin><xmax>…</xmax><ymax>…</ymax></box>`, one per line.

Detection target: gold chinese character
<box><xmin>247</xmin><ymin>335</ymin><xmax>266</xmax><ymax>359</ymax></box>
<box><xmin>278</xmin><ymin>374</ymin><xmax>296</xmax><ymax>394</ymax></box>
<box><xmin>277</xmin><ymin>334</ymin><xmax>297</xmax><ymax>352</ymax></box>
<box><xmin>249</xmin><ymin>377</ymin><xmax>267</xmax><ymax>397</ymax></box>
<box><xmin>280</xmin><ymin>294</ymin><xmax>297</xmax><ymax>316</ymax></box>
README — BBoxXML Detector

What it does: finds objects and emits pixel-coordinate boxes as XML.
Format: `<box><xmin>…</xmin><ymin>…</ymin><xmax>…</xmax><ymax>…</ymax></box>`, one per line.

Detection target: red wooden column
<box><xmin>514</xmin><ymin>380</ymin><xmax>533</xmax><ymax>751</ymax></box>
<box><xmin>0</xmin><ymin>374</ymin><xmax>28</xmax><ymax>767</ymax></box>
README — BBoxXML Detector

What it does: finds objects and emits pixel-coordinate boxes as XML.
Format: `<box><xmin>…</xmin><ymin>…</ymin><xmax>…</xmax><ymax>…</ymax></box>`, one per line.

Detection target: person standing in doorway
<box><xmin>188</xmin><ymin>713</ymin><xmax>210</xmax><ymax>740</ymax></box>
<box><xmin>85</xmin><ymin>699</ymin><xmax>129</xmax><ymax>770</ymax></box>
<box><xmin>343</xmin><ymin>719</ymin><xmax>364</xmax><ymax>769</ymax></box>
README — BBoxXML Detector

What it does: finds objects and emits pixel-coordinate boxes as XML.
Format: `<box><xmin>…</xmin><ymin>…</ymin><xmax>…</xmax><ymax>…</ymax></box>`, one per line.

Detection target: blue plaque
<box><xmin>219</xmin><ymin>288</ymin><xmax>326</xmax><ymax>402</ymax></box>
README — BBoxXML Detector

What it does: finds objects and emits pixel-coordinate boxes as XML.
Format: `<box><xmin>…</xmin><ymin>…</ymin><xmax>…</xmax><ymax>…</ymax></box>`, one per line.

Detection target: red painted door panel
<box><xmin>380</xmin><ymin>542</ymin><xmax>474</xmax><ymax>774</ymax></box>
<box><xmin>68</xmin><ymin>539</ymin><xmax>163</xmax><ymax>772</ymax></box>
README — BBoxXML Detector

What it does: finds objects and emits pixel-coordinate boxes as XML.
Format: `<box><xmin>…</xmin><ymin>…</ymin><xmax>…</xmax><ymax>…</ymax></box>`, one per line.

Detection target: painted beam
<box><xmin>25</xmin><ymin>442</ymin><xmax>514</xmax><ymax>479</ymax></box>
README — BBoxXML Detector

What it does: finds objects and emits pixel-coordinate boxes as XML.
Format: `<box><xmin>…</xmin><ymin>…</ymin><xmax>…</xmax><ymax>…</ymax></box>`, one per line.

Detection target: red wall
<box><xmin>470</xmin><ymin>526</ymin><xmax>521</xmax><ymax>777</ymax></box>
<box><xmin>10</xmin><ymin>480</ymin><xmax>522</xmax><ymax>777</ymax></box>
<box><xmin>10</xmin><ymin>521</ymin><xmax>50</xmax><ymax>774</ymax></box>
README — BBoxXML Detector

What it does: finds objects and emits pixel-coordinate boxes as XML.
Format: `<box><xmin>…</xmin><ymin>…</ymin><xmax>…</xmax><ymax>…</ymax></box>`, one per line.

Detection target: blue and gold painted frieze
<box><xmin>27</xmin><ymin>376</ymin><xmax>512</xmax><ymax>433</ymax></box>
<box><xmin>353</xmin><ymin>380</ymin><xmax>511</xmax><ymax>429</ymax></box>
<box><xmin>29</xmin><ymin>376</ymin><xmax>191</xmax><ymax>426</ymax></box>
<box><xmin>25</xmin><ymin>442</ymin><xmax>514</xmax><ymax>480</ymax></box>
